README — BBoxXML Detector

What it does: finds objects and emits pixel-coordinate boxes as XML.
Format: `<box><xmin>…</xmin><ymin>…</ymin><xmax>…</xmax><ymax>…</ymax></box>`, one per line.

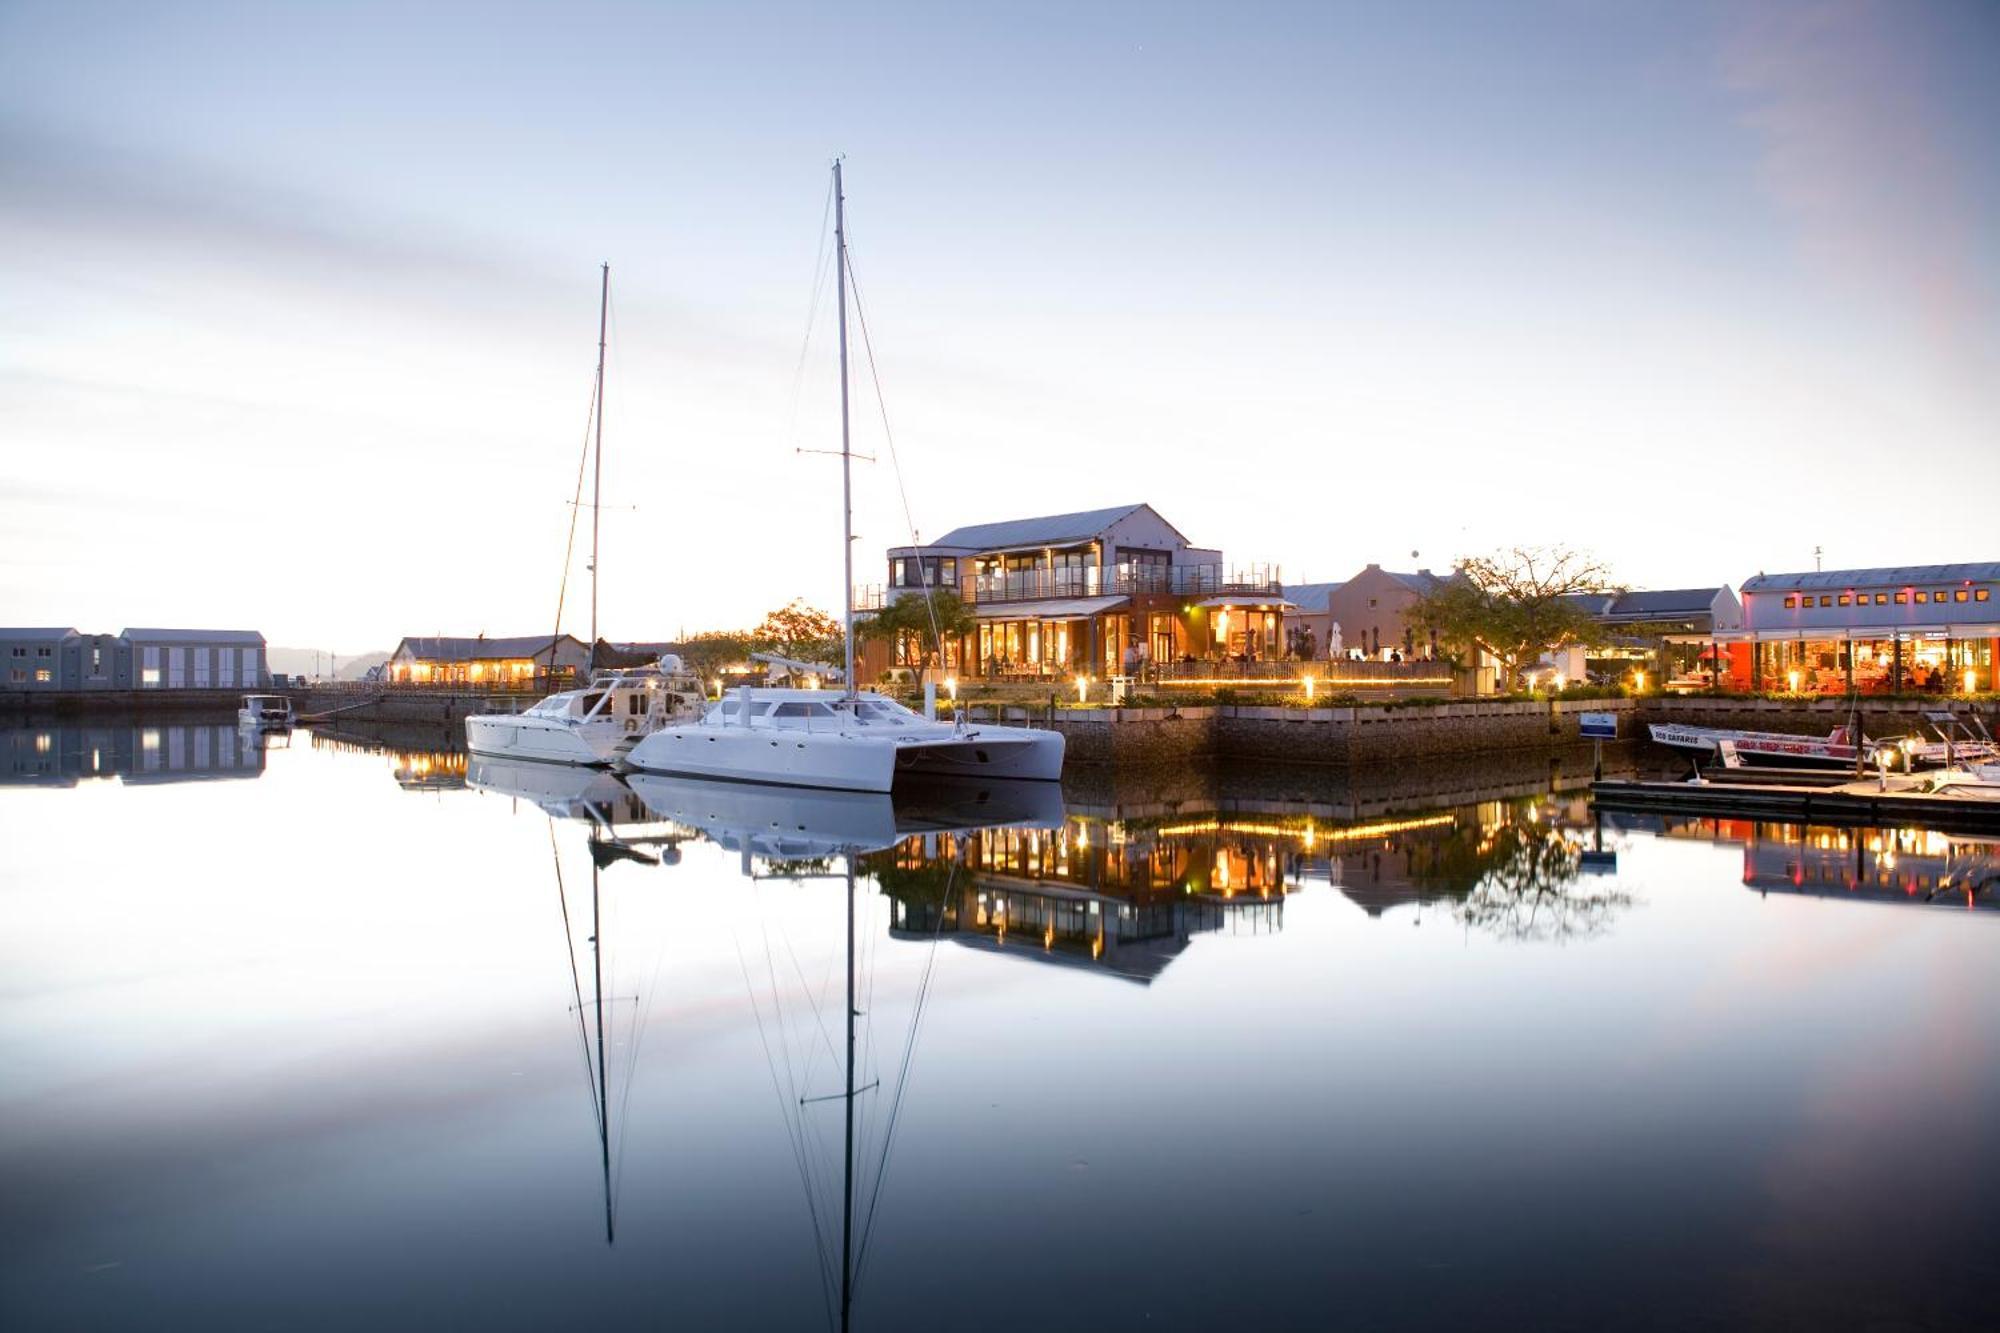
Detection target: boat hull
<box><xmin>466</xmin><ymin>713</ymin><xmax>626</xmax><ymax>766</ymax></box>
<box><xmin>624</xmin><ymin>722</ymin><xmax>1065</xmax><ymax>793</ymax></box>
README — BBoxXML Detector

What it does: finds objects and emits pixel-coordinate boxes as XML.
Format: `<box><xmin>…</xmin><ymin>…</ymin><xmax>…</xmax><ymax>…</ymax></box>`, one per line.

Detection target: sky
<box><xmin>2</xmin><ymin>0</ymin><xmax>1997</xmax><ymax>653</ymax></box>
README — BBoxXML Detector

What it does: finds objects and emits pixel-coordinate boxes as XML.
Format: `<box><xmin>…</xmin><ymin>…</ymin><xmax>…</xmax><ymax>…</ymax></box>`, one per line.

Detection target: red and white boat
<box><xmin>1647</xmin><ymin>722</ymin><xmax>1890</xmax><ymax>770</ymax></box>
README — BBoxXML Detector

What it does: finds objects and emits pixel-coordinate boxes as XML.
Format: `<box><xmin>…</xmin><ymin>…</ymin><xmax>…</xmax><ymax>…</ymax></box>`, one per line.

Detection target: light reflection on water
<box><xmin>3</xmin><ymin>719</ymin><xmax>1998</xmax><ymax>1331</ymax></box>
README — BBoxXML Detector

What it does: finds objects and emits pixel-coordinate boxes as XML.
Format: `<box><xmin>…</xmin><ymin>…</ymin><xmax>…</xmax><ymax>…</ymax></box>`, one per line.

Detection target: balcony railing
<box><xmin>861</xmin><ymin>562</ymin><xmax>1286</xmax><ymax>611</ymax></box>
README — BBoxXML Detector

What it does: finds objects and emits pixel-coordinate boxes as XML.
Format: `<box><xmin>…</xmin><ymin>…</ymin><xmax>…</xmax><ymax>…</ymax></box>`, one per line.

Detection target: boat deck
<box><xmin>1592</xmin><ymin>774</ymin><xmax>2000</xmax><ymax>834</ymax></box>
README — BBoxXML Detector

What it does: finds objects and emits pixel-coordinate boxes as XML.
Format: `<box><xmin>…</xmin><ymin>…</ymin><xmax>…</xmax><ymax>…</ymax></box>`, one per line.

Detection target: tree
<box><xmin>1410</xmin><ymin>546</ymin><xmax>1620</xmax><ymax>687</ymax></box>
<box><xmin>855</xmin><ymin>588</ymin><xmax>977</xmax><ymax>670</ymax></box>
<box><xmin>753</xmin><ymin>599</ymin><xmax>843</xmax><ymax>664</ymax></box>
<box><xmin>676</xmin><ymin>630</ymin><xmax>755</xmax><ymax>680</ymax></box>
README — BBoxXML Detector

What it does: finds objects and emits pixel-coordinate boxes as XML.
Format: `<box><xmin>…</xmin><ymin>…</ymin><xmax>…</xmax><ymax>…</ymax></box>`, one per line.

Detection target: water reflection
<box><xmin>2</xmin><ymin>720</ymin><xmax>270</xmax><ymax>785</ymax></box>
<box><xmin>1641</xmin><ymin>816</ymin><xmax>2000</xmax><ymax>911</ymax></box>
<box><xmin>7</xmin><ymin>724</ymin><xmax>2000</xmax><ymax>1329</ymax></box>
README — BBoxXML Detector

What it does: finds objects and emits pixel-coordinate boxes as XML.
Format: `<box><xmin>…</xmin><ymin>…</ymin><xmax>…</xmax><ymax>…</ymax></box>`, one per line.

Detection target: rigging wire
<box><xmin>549</xmin><ymin>368</ymin><xmax>601</xmax><ymax>664</ymax></box>
<box><xmin>842</xmin><ymin>242</ymin><xmax>946</xmax><ymax>664</ymax></box>
<box><xmin>784</xmin><ymin>174</ymin><xmax>840</xmax><ymax>456</ymax></box>
<box><xmin>852</xmin><ymin>853</ymin><xmax>960</xmax><ymax>1287</ymax></box>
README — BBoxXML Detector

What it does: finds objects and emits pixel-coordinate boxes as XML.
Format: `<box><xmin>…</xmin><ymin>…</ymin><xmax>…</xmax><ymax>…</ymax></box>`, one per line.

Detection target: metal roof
<box><xmin>393</xmin><ymin>634</ymin><xmax>585</xmax><ymax>661</ymax></box>
<box><xmin>928</xmin><ymin>504</ymin><xmax>1156</xmax><ymax>552</ymax></box>
<box><xmin>1280</xmin><ymin>582</ymin><xmax>1346</xmax><ymax>614</ymax></box>
<box><xmin>1740</xmin><ymin>563</ymin><xmax>2000</xmax><ymax>592</ymax></box>
<box><xmin>1378</xmin><ymin>568</ymin><xmax>1450</xmax><ymax>594</ymax></box>
<box><xmin>120</xmin><ymin>628</ymin><xmax>266</xmax><ymax>644</ymax></box>
<box><xmin>0</xmin><ymin>627</ymin><xmax>80</xmax><ymax>640</ymax></box>
<box><xmin>1601</xmin><ymin>588</ymin><xmax>1726</xmax><ymax>619</ymax></box>
<box><xmin>969</xmin><ymin>594</ymin><xmax>1131</xmax><ymax>621</ymax></box>
<box><xmin>1197</xmin><ymin>595</ymin><xmax>1297</xmax><ymax>610</ymax></box>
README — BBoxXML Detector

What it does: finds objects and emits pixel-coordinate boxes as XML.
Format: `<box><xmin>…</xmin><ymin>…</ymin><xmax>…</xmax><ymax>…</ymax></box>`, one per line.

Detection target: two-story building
<box><xmin>1725</xmin><ymin>563</ymin><xmax>1998</xmax><ymax>693</ymax></box>
<box><xmin>862</xmin><ymin>503</ymin><xmax>1289</xmax><ymax>681</ymax></box>
<box><xmin>3</xmin><ymin>627</ymin><xmax>261</xmax><ymax>691</ymax></box>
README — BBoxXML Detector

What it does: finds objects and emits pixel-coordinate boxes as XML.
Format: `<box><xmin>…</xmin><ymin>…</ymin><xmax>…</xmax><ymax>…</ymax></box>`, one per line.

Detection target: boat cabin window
<box><xmin>707</xmin><ymin>699</ymin><xmax>775</xmax><ymax>720</ymax></box>
<box><xmin>770</xmin><ymin>701</ymin><xmax>837</xmax><ymax>719</ymax></box>
<box><xmin>573</xmin><ymin>692</ymin><xmax>607</xmax><ymax>715</ymax></box>
<box><xmin>854</xmin><ymin>699</ymin><xmax>915</xmax><ymax>724</ymax></box>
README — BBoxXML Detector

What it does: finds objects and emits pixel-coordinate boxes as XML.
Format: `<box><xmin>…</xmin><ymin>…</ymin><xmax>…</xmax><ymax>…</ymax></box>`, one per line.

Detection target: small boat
<box><xmin>466</xmin><ymin>656</ymin><xmax>706</xmax><ymax>767</ymax></box>
<box><xmin>1925</xmin><ymin>762</ymin><xmax>2000</xmax><ymax>801</ymax></box>
<box><xmin>236</xmin><ymin>694</ymin><xmax>295</xmax><ymax>729</ymax></box>
<box><xmin>1649</xmin><ymin>721</ymin><xmax>1889</xmax><ymax>770</ymax></box>
<box><xmin>1896</xmin><ymin>711</ymin><xmax>2000</xmax><ymax>770</ymax></box>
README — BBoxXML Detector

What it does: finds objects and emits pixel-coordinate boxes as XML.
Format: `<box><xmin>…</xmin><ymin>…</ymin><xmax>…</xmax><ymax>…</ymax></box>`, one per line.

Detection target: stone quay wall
<box><xmin>1051</xmin><ymin>698</ymin><xmax>1634</xmax><ymax>767</ymax></box>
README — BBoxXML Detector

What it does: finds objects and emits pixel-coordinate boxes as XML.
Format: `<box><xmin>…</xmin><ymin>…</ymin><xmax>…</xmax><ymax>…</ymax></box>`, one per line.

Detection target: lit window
<box><xmin>1935</xmin><ymin>590</ymin><xmax>1949</xmax><ymax>601</ymax></box>
<box><xmin>1979</xmin><ymin>589</ymin><xmax>1991</xmax><ymax>602</ymax></box>
<box><xmin>1915</xmin><ymin>592</ymin><xmax>1928</xmax><ymax>604</ymax></box>
<box><xmin>1894</xmin><ymin>592</ymin><xmax>1908</xmax><ymax>604</ymax></box>
<box><xmin>34</xmin><ymin>669</ymin><xmax>51</xmax><ymax>683</ymax></box>
<box><xmin>141</xmin><ymin>667</ymin><xmax>161</xmax><ymax>686</ymax></box>
<box><xmin>1837</xmin><ymin>594</ymin><xmax>1851</xmax><ymax>606</ymax></box>
<box><xmin>1873</xmin><ymin>593</ymin><xmax>1887</xmax><ymax>605</ymax></box>
<box><xmin>1954</xmin><ymin>589</ymin><xmax>1968</xmax><ymax>603</ymax></box>
<box><xmin>1818</xmin><ymin>595</ymin><xmax>1832</xmax><ymax>607</ymax></box>
<box><xmin>1783</xmin><ymin>596</ymin><xmax>1797</xmax><ymax>608</ymax></box>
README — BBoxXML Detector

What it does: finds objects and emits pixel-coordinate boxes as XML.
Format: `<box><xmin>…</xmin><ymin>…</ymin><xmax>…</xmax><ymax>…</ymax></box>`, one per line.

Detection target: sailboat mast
<box><xmin>591</xmin><ymin>261</ymin><xmax>609</xmax><ymax>669</ymax></box>
<box><xmin>834</xmin><ymin>161</ymin><xmax>857</xmax><ymax>700</ymax></box>
<box><xmin>592</xmin><ymin>851</ymin><xmax>613</xmax><ymax>1245</ymax></box>
<box><xmin>842</xmin><ymin>858</ymin><xmax>856</xmax><ymax>1331</ymax></box>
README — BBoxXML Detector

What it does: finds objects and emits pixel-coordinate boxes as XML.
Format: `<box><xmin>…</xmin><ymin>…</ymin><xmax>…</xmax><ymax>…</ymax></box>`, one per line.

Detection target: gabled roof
<box><xmin>0</xmin><ymin>627</ymin><xmax>80</xmax><ymax>641</ymax></box>
<box><xmin>121</xmin><ymin>628</ymin><xmax>265</xmax><ymax>645</ymax></box>
<box><xmin>1381</xmin><ymin>569</ymin><xmax>1449</xmax><ymax>594</ymax></box>
<box><xmin>1603</xmin><ymin>588</ymin><xmax>1725</xmax><ymax>620</ymax></box>
<box><xmin>927</xmin><ymin>503</ymin><xmax>1164</xmax><ymax>552</ymax></box>
<box><xmin>393</xmin><ymin>634</ymin><xmax>586</xmax><ymax>662</ymax></box>
<box><xmin>1281</xmin><ymin>582</ymin><xmax>1346</xmax><ymax>614</ymax></box>
<box><xmin>1741</xmin><ymin>563</ymin><xmax>2000</xmax><ymax>593</ymax></box>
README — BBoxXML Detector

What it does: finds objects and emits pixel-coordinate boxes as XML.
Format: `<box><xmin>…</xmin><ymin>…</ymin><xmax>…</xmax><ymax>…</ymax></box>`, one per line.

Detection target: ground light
<box><xmin>1966</xmin><ymin>669</ymin><xmax>1977</xmax><ymax>694</ymax></box>
<box><xmin>1302</xmin><ymin>675</ymin><xmax>1315</xmax><ymax>701</ymax></box>
<box><xmin>945</xmin><ymin>677</ymin><xmax>957</xmax><ymax>702</ymax></box>
<box><xmin>1633</xmin><ymin>670</ymin><xmax>1645</xmax><ymax>691</ymax></box>
<box><xmin>1788</xmin><ymin>670</ymin><xmax>1801</xmax><ymax>693</ymax></box>
<box><xmin>1075</xmin><ymin>675</ymin><xmax>1089</xmax><ymax>703</ymax></box>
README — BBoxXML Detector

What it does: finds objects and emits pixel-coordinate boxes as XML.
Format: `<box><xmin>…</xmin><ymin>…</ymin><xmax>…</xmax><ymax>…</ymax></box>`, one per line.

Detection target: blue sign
<box><xmin>1579</xmin><ymin>712</ymin><xmax>1618</xmax><ymax>740</ymax></box>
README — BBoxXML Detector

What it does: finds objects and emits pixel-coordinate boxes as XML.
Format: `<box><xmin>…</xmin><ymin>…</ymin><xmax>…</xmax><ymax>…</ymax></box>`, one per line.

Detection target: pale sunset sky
<box><xmin>3</xmin><ymin>0</ymin><xmax>1996</xmax><ymax>652</ymax></box>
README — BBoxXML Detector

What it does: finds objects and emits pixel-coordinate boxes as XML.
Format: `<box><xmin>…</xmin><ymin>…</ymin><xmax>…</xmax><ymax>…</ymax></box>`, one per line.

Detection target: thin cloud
<box><xmin>1722</xmin><ymin>0</ymin><xmax>1999</xmax><ymax>394</ymax></box>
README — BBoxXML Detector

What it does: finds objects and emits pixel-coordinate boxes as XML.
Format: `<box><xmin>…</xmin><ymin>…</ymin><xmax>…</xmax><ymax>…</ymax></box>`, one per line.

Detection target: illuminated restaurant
<box><xmin>1710</xmin><ymin>563</ymin><xmax>1998</xmax><ymax>694</ymax></box>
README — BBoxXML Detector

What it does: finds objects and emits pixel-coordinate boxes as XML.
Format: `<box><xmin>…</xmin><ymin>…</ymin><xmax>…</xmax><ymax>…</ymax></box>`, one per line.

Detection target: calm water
<box><xmin>4</xmin><ymin>719</ymin><xmax>1999</xmax><ymax>1331</ymax></box>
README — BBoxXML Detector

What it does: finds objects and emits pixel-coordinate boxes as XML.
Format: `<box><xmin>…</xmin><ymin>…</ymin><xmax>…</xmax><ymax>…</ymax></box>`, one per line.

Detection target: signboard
<box><xmin>1579</xmin><ymin>712</ymin><xmax>1618</xmax><ymax>740</ymax></box>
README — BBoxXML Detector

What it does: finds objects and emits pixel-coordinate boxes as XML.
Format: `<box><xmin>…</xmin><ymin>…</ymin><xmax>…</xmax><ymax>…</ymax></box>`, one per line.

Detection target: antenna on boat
<box><xmin>590</xmin><ymin>262</ymin><xmax>609</xmax><ymax>674</ymax></box>
<box><xmin>835</xmin><ymin>159</ymin><xmax>857</xmax><ymax>701</ymax></box>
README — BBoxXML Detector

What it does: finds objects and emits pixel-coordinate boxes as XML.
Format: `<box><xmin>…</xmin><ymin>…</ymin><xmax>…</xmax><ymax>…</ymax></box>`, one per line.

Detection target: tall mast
<box><xmin>590</xmin><ymin>262</ymin><xmax>609</xmax><ymax>670</ymax></box>
<box><xmin>592</xmin><ymin>849</ymin><xmax>613</xmax><ymax>1246</ymax></box>
<box><xmin>834</xmin><ymin>161</ymin><xmax>857</xmax><ymax>700</ymax></box>
<box><xmin>841</xmin><ymin>858</ymin><xmax>856</xmax><ymax>1332</ymax></box>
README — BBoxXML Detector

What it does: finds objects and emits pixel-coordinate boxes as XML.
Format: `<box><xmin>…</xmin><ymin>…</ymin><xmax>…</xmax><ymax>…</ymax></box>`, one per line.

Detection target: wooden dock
<box><xmin>1591</xmin><ymin>776</ymin><xmax>2000</xmax><ymax>834</ymax></box>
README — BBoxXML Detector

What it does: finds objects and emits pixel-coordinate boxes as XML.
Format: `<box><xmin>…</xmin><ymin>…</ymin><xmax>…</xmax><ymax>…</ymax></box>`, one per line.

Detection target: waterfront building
<box><xmin>3</xmin><ymin>627</ymin><xmax>259</xmax><ymax>691</ymax></box>
<box><xmin>1</xmin><ymin>628</ymin><xmax>80</xmax><ymax>689</ymax></box>
<box><xmin>1717</xmin><ymin>563</ymin><xmax>1999</xmax><ymax>694</ymax></box>
<box><xmin>1321</xmin><ymin>564</ymin><xmax>1452</xmax><ymax>660</ymax></box>
<box><xmin>1279</xmin><ymin>583</ymin><xmax>1345</xmax><ymax>659</ymax></box>
<box><xmin>860</xmin><ymin>503</ymin><xmax>1287</xmax><ymax>681</ymax></box>
<box><xmin>123</xmin><ymin>628</ymin><xmax>268</xmax><ymax>690</ymax></box>
<box><xmin>386</xmin><ymin>633</ymin><xmax>592</xmax><ymax>685</ymax></box>
<box><xmin>1559</xmin><ymin>587</ymin><xmax>1743</xmax><ymax>687</ymax></box>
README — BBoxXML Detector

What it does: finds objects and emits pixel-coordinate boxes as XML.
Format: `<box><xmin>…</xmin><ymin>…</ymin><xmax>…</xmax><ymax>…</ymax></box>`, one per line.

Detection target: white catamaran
<box><xmin>623</xmin><ymin>163</ymin><xmax>1064</xmax><ymax>793</ymax></box>
<box><xmin>465</xmin><ymin>264</ymin><xmax>705</xmax><ymax>766</ymax></box>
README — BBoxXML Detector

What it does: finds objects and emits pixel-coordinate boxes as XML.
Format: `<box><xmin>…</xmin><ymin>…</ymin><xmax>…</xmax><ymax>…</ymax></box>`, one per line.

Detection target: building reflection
<box><xmin>1643</xmin><ymin>816</ymin><xmax>2000</xmax><ymax>910</ymax></box>
<box><xmin>2</xmin><ymin>722</ymin><xmax>268</xmax><ymax>786</ymax></box>
<box><xmin>311</xmin><ymin>727</ymin><xmax>470</xmax><ymax>792</ymax></box>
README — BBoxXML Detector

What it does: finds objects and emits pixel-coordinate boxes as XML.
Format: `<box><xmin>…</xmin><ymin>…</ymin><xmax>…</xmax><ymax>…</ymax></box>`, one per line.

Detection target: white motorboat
<box><xmin>466</xmin><ymin>657</ymin><xmax>706</xmax><ymax>767</ymax></box>
<box><xmin>236</xmin><ymin>694</ymin><xmax>295</xmax><ymax>729</ymax></box>
<box><xmin>623</xmin><ymin>163</ymin><xmax>1064</xmax><ymax>793</ymax></box>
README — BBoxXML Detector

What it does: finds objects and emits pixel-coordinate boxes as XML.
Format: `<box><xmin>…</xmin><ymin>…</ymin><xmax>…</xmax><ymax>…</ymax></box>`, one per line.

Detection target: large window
<box><xmin>890</xmin><ymin>556</ymin><xmax>952</xmax><ymax>590</ymax></box>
